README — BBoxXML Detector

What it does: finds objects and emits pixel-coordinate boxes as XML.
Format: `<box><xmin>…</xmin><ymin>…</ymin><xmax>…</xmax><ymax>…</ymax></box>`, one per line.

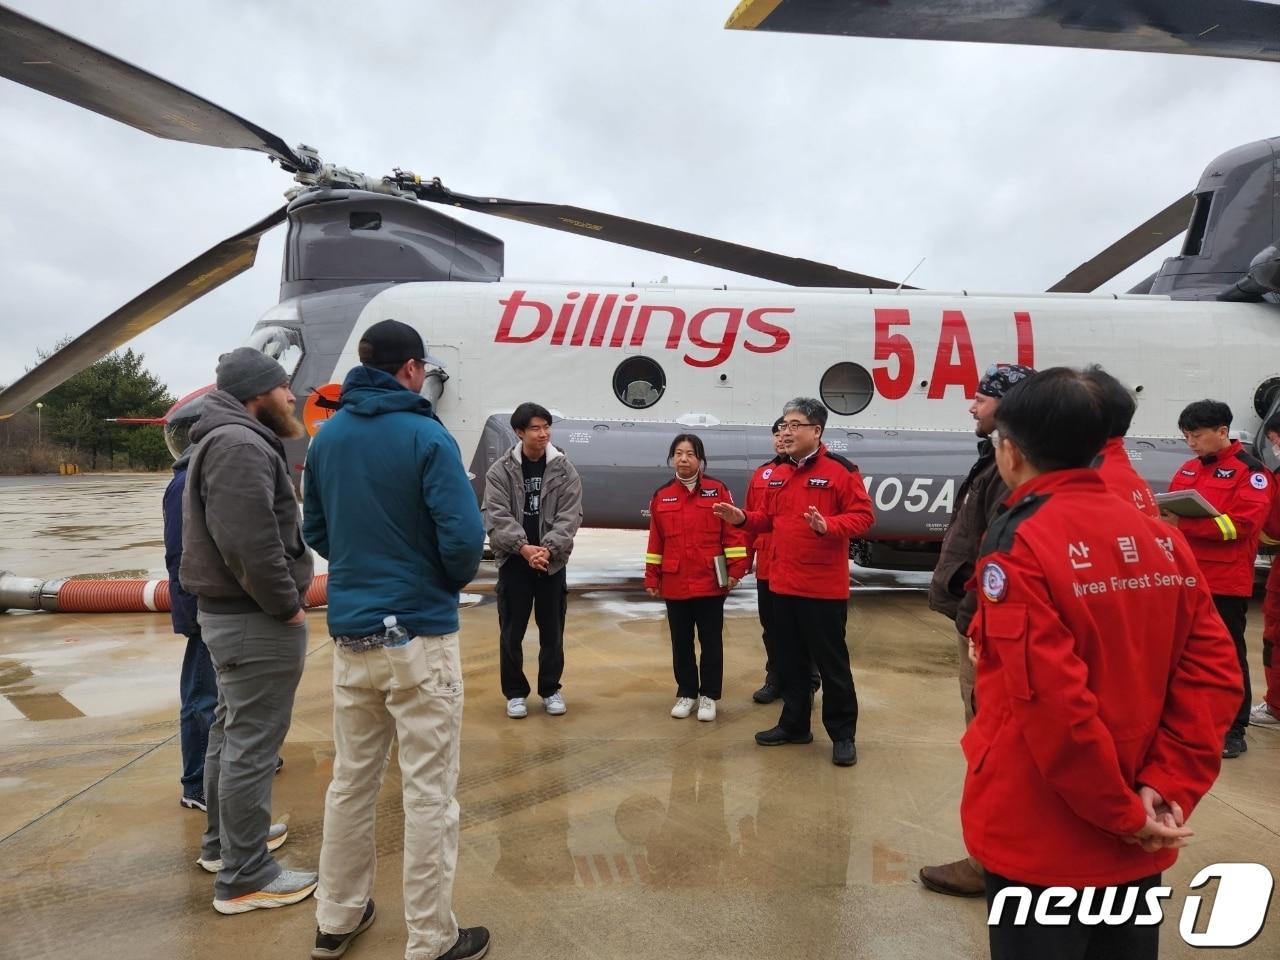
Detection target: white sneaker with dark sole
<box><xmin>197</xmin><ymin>823</ymin><xmax>289</xmax><ymax>873</ymax></box>
<box><xmin>213</xmin><ymin>868</ymin><xmax>317</xmax><ymax>915</ymax></box>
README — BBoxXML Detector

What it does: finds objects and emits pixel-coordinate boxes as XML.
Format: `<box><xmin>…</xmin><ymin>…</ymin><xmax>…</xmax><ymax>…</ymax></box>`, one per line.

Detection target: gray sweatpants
<box><xmin>199</xmin><ymin>610</ymin><xmax>307</xmax><ymax>900</ymax></box>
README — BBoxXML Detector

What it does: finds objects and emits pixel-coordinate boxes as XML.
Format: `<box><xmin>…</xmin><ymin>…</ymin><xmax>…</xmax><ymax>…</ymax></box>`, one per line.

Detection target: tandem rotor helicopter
<box><xmin>2</xmin><ymin>0</ymin><xmax>1280</xmax><ymax>568</ymax></box>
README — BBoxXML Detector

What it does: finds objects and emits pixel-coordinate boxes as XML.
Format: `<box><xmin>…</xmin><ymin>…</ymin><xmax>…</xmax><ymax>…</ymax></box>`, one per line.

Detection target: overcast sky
<box><xmin>1</xmin><ymin>0</ymin><xmax>1275</xmax><ymax>402</ymax></box>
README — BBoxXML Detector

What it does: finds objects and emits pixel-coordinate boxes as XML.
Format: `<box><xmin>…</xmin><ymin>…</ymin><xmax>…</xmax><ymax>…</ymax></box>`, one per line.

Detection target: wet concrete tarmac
<box><xmin>1</xmin><ymin>475</ymin><xmax>1277</xmax><ymax>959</ymax></box>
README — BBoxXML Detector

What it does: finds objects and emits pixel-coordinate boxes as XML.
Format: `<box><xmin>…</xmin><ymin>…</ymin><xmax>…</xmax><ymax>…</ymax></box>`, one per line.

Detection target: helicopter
<box><xmin>2</xmin><ymin>1</ymin><xmax>1280</xmax><ymax>569</ymax></box>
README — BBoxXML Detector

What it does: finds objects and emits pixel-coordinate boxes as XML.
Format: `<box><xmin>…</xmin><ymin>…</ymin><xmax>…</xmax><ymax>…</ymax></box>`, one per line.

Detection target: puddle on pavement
<box><xmin>5</xmin><ymin>692</ymin><xmax>85</xmax><ymax>720</ymax></box>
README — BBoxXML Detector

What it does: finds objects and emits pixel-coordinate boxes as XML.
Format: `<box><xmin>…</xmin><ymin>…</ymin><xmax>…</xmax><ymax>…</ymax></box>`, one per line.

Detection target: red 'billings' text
<box><xmin>494</xmin><ymin>290</ymin><xmax>792</xmax><ymax>367</ymax></box>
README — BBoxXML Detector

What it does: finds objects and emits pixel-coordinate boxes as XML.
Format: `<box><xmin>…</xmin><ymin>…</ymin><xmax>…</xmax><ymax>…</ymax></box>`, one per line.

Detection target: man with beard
<box><xmin>919</xmin><ymin>362</ymin><xmax>1032</xmax><ymax>898</ymax></box>
<box><xmin>181</xmin><ymin>347</ymin><xmax>316</xmax><ymax>915</ymax></box>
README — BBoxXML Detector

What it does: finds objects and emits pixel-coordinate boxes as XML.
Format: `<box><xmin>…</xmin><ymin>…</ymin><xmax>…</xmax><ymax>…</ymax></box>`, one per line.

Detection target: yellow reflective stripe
<box><xmin>723</xmin><ymin>547</ymin><xmax>748</xmax><ymax>558</ymax></box>
<box><xmin>1261</xmin><ymin>531</ymin><xmax>1280</xmax><ymax>546</ymax></box>
<box><xmin>645</xmin><ymin>553</ymin><xmax>663</xmax><ymax>564</ymax></box>
<box><xmin>1213</xmin><ymin>514</ymin><xmax>1238</xmax><ymax>541</ymax></box>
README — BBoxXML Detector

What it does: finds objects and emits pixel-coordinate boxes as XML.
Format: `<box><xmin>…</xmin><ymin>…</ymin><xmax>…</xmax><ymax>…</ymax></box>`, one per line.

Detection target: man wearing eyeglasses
<box><xmin>920</xmin><ymin>361</ymin><xmax>1033</xmax><ymax>897</ymax></box>
<box><xmin>713</xmin><ymin>397</ymin><xmax>874</xmax><ymax>767</ymax></box>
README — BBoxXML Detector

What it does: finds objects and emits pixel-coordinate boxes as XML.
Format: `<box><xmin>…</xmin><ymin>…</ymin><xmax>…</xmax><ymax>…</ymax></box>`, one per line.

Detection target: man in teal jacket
<box><xmin>302</xmin><ymin>319</ymin><xmax>488</xmax><ymax>960</ymax></box>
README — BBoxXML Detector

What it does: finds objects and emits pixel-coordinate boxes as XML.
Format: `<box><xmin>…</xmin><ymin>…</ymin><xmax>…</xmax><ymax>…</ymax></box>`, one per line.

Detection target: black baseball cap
<box><xmin>358</xmin><ymin>319</ymin><xmax>425</xmax><ymax>368</ymax></box>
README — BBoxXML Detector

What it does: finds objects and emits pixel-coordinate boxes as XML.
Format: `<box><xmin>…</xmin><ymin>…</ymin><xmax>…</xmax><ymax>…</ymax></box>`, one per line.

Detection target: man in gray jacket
<box><xmin>181</xmin><ymin>347</ymin><xmax>316</xmax><ymax>915</ymax></box>
<box><xmin>483</xmin><ymin>402</ymin><xmax>583</xmax><ymax>719</ymax></box>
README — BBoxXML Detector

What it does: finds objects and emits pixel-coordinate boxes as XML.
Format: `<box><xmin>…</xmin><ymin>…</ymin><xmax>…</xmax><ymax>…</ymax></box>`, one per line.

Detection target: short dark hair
<box><xmin>1177</xmin><ymin>399</ymin><xmax>1232</xmax><ymax>432</ymax></box>
<box><xmin>1082</xmin><ymin>365</ymin><xmax>1137</xmax><ymax>438</ymax></box>
<box><xmin>783</xmin><ymin>397</ymin><xmax>828</xmax><ymax>430</ymax></box>
<box><xmin>511</xmin><ymin>402</ymin><xmax>552</xmax><ymax>432</ymax></box>
<box><xmin>771</xmin><ymin>417</ymin><xmax>784</xmax><ymax>434</ymax></box>
<box><xmin>668</xmin><ymin>433</ymin><xmax>706</xmax><ymax>464</ymax></box>
<box><xmin>993</xmin><ymin>367</ymin><xmax>1109</xmax><ymax>472</ymax></box>
<box><xmin>1265</xmin><ymin>413</ymin><xmax>1280</xmax><ymax>439</ymax></box>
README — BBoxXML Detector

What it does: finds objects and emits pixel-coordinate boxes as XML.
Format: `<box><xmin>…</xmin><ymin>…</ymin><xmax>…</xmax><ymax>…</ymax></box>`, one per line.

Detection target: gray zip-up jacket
<box><xmin>180</xmin><ymin>389</ymin><xmax>313</xmax><ymax>620</ymax></box>
<box><xmin>483</xmin><ymin>443</ymin><xmax>583</xmax><ymax>574</ymax></box>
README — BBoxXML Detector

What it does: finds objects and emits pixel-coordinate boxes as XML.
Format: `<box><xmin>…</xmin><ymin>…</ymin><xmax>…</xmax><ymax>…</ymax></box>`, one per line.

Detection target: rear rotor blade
<box><xmin>1046</xmin><ymin>193</ymin><xmax>1194</xmax><ymax>293</ymax></box>
<box><xmin>726</xmin><ymin>0</ymin><xmax>1280</xmax><ymax>63</ymax></box>
<box><xmin>0</xmin><ymin>206</ymin><xmax>287</xmax><ymax>418</ymax></box>
<box><xmin>415</xmin><ymin>183</ymin><xmax>908</xmax><ymax>289</ymax></box>
<box><xmin>0</xmin><ymin>4</ymin><xmax>304</xmax><ymax>168</ymax></box>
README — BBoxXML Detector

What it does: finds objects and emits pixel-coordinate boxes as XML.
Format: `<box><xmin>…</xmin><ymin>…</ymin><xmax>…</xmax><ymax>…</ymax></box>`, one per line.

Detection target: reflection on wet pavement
<box><xmin>0</xmin><ymin>475</ymin><xmax>1277</xmax><ymax>960</ymax></box>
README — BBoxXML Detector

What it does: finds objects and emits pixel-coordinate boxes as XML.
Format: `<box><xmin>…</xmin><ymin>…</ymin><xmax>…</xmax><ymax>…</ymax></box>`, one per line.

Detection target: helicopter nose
<box><xmin>162</xmin><ymin>383</ymin><xmax>216</xmax><ymax>460</ymax></box>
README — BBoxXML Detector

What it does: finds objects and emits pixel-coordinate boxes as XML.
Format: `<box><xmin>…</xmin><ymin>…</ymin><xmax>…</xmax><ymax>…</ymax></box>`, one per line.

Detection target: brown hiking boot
<box><xmin>919</xmin><ymin>856</ymin><xmax>985</xmax><ymax>898</ymax></box>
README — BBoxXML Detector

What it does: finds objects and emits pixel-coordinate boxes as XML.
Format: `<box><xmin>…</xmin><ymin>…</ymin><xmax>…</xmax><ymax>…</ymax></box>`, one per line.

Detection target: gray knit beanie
<box><xmin>216</xmin><ymin>347</ymin><xmax>288</xmax><ymax>402</ymax></box>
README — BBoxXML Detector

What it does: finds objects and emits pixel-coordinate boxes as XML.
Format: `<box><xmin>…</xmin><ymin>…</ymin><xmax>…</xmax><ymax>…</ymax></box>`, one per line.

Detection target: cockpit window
<box><xmin>245</xmin><ymin>325</ymin><xmax>304</xmax><ymax>378</ymax></box>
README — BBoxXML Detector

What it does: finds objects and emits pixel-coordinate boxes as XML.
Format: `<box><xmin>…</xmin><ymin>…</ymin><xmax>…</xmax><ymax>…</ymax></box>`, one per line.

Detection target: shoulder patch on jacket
<box><xmin>823</xmin><ymin>451</ymin><xmax>857</xmax><ymax>472</ymax></box>
<box><xmin>1238</xmin><ymin>449</ymin><xmax>1266</xmax><ymax>473</ymax></box>
<box><xmin>979</xmin><ymin>492</ymin><xmax>1050</xmax><ymax>556</ymax></box>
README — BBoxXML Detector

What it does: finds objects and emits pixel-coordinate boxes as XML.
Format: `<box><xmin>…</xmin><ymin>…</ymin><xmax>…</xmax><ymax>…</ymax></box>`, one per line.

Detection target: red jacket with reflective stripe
<box><xmin>963</xmin><ymin>469</ymin><xmax>1241</xmax><ymax>887</ymax></box>
<box><xmin>645</xmin><ymin>474</ymin><xmax>748</xmax><ymax>600</ymax></box>
<box><xmin>744</xmin><ymin>457</ymin><xmax>784</xmax><ymax>582</ymax></box>
<box><xmin>1166</xmin><ymin>440</ymin><xmax>1271</xmax><ymax>596</ymax></box>
<box><xmin>741</xmin><ymin>444</ymin><xmax>875</xmax><ymax>600</ymax></box>
<box><xmin>1095</xmin><ymin>437</ymin><xmax>1159</xmax><ymax>518</ymax></box>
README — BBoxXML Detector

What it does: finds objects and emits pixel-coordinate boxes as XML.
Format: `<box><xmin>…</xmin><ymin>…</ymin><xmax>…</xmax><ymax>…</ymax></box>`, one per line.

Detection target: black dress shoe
<box><xmin>755</xmin><ymin>725</ymin><xmax>814</xmax><ymax>746</ymax></box>
<box><xmin>832</xmin><ymin>739</ymin><xmax>857</xmax><ymax>766</ymax></box>
<box><xmin>752</xmin><ymin>683</ymin><xmax>780</xmax><ymax>704</ymax></box>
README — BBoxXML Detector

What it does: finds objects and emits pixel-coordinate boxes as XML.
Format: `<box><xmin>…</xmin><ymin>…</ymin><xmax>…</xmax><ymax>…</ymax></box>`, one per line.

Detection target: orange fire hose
<box><xmin>0</xmin><ymin>571</ymin><xmax>328</xmax><ymax>614</ymax></box>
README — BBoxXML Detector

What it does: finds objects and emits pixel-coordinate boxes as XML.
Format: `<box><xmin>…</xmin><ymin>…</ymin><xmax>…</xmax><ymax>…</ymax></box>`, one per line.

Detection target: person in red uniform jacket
<box><xmin>743</xmin><ymin>419</ymin><xmax>818</xmax><ymax>703</ymax></box>
<box><xmin>714</xmin><ymin>397</ymin><xmax>875</xmax><ymax>767</ymax></box>
<box><xmin>1084</xmin><ymin>365</ymin><xmax>1158</xmax><ymax>517</ymax></box>
<box><xmin>1252</xmin><ymin>414</ymin><xmax>1280</xmax><ymax>729</ymax></box>
<box><xmin>964</xmin><ymin>368</ymin><xmax>1241</xmax><ymax>960</ymax></box>
<box><xmin>645</xmin><ymin>433</ymin><xmax>748</xmax><ymax>722</ymax></box>
<box><xmin>1164</xmin><ymin>399</ymin><xmax>1271</xmax><ymax>759</ymax></box>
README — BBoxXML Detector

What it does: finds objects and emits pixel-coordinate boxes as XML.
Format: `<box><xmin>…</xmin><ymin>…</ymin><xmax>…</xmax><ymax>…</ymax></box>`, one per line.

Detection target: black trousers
<box><xmin>666</xmin><ymin>595</ymin><xmax>724</xmax><ymax>699</ymax></box>
<box><xmin>497</xmin><ymin>556</ymin><xmax>567</xmax><ymax>699</ymax></box>
<box><xmin>985</xmin><ymin>870</ymin><xmax>1161</xmax><ymax>960</ymax></box>
<box><xmin>758</xmin><ymin>579</ymin><xmax>819</xmax><ymax>690</ymax></box>
<box><xmin>772</xmin><ymin>593</ymin><xmax>857</xmax><ymax>741</ymax></box>
<box><xmin>1213</xmin><ymin>594</ymin><xmax>1251</xmax><ymax>735</ymax></box>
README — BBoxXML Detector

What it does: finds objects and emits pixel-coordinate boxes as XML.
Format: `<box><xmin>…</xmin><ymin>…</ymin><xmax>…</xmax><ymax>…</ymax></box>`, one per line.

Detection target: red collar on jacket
<box><xmin>1002</xmin><ymin>467</ymin><xmax>1108</xmax><ymax>507</ymax></box>
<box><xmin>1198</xmin><ymin>439</ymin><xmax>1243</xmax><ymax>465</ymax></box>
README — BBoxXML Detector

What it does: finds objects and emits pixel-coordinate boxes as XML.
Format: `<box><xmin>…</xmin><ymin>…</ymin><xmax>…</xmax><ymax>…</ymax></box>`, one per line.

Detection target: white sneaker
<box><xmin>544</xmin><ymin>692</ymin><xmax>567</xmax><ymax>716</ymax></box>
<box><xmin>697</xmin><ymin>696</ymin><xmax>716</xmax><ymax>722</ymax></box>
<box><xmin>213</xmin><ymin>868</ymin><xmax>318</xmax><ymax>914</ymax></box>
<box><xmin>197</xmin><ymin>823</ymin><xmax>288</xmax><ymax>873</ymax></box>
<box><xmin>671</xmin><ymin>697</ymin><xmax>695</xmax><ymax>719</ymax></box>
<box><xmin>506</xmin><ymin>697</ymin><xmax>527</xmax><ymax>719</ymax></box>
<box><xmin>1250</xmin><ymin>701</ymin><xmax>1280</xmax><ymax>727</ymax></box>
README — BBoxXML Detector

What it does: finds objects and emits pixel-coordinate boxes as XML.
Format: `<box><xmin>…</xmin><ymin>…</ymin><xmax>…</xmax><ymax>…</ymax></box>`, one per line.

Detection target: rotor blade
<box><xmin>416</xmin><ymin>184</ymin><xmax>909</xmax><ymax>289</ymax></box>
<box><xmin>0</xmin><ymin>4</ymin><xmax>304</xmax><ymax>168</ymax></box>
<box><xmin>1046</xmin><ymin>193</ymin><xmax>1194</xmax><ymax>293</ymax></box>
<box><xmin>0</xmin><ymin>206</ymin><xmax>287</xmax><ymax>419</ymax></box>
<box><xmin>726</xmin><ymin>0</ymin><xmax>1280</xmax><ymax>63</ymax></box>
